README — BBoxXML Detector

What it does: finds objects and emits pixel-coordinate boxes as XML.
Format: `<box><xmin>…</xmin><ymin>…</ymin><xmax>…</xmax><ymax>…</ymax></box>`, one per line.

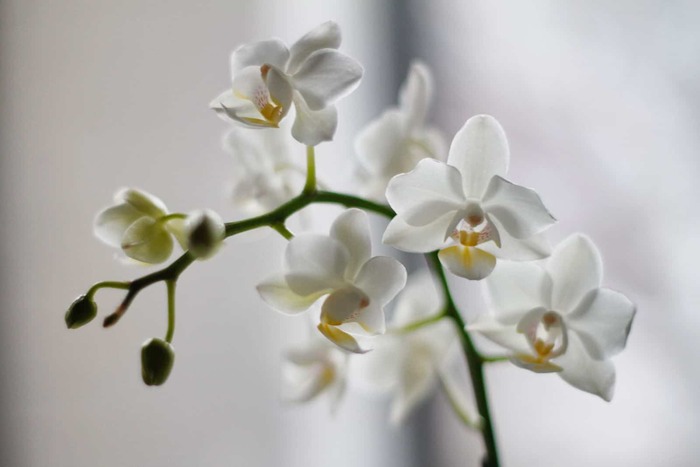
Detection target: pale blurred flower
<box><xmin>184</xmin><ymin>209</ymin><xmax>225</xmax><ymax>260</ymax></box>
<box><xmin>355</xmin><ymin>61</ymin><xmax>446</xmax><ymax>201</ymax></box>
<box><xmin>210</xmin><ymin>21</ymin><xmax>363</xmax><ymax>146</ymax></box>
<box><xmin>353</xmin><ymin>271</ymin><xmax>459</xmax><ymax>424</ymax></box>
<box><xmin>383</xmin><ymin>115</ymin><xmax>555</xmax><ymax>280</ymax></box>
<box><xmin>257</xmin><ymin>209</ymin><xmax>407</xmax><ymax>353</ymax></box>
<box><xmin>94</xmin><ymin>188</ymin><xmax>186</xmax><ymax>264</ymax></box>
<box><xmin>223</xmin><ymin>125</ymin><xmax>303</xmax><ymax>214</ymax></box>
<box><xmin>283</xmin><ymin>336</ymin><xmax>348</xmax><ymax>411</ymax></box>
<box><xmin>469</xmin><ymin>234</ymin><xmax>636</xmax><ymax>401</ymax></box>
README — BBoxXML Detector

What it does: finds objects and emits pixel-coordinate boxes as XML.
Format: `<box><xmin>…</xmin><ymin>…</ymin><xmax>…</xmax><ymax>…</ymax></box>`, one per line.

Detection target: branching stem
<box><xmin>93</xmin><ymin>187</ymin><xmax>500</xmax><ymax>466</ymax></box>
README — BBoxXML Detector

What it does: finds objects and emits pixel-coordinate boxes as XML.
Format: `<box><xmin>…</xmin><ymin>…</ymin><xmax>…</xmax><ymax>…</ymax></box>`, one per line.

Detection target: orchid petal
<box><xmin>257</xmin><ymin>274</ymin><xmax>323</xmax><ymax>315</ymax></box>
<box><xmin>554</xmin><ymin>332</ymin><xmax>616</xmax><ymax>401</ymax></box>
<box><xmin>479</xmin><ymin>215</ymin><xmax>551</xmax><ymax>260</ymax></box>
<box><xmin>94</xmin><ymin>203</ymin><xmax>142</xmax><ymax>248</ymax></box>
<box><xmin>350</xmin><ymin>336</ymin><xmax>401</xmax><ymax>392</ymax></box>
<box><xmin>438</xmin><ymin>245</ymin><xmax>496</xmax><ymax>281</ymax></box>
<box><xmin>390</xmin><ymin>349</ymin><xmax>435</xmax><ymax>425</ymax></box>
<box><xmin>318</xmin><ymin>323</ymin><xmax>368</xmax><ymax>354</ymax></box>
<box><xmin>291</xmin><ymin>93</ymin><xmax>338</xmax><ymax>145</ymax></box>
<box><xmin>355</xmin><ymin>109</ymin><xmax>406</xmax><ymax>176</ymax></box>
<box><xmin>292</xmin><ymin>49</ymin><xmax>363</xmax><ymax>110</ymax></box>
<box><xmin>284</xmin><ymin>235</ymin><xmax>348</xmax><ymax>295</ymax></box>
<box><xmin>120</xmin><ymin>217</ymin><xmax>173</xmax><ymax>264</ymax></box>
<box><xmin>568</xmin><ymin>288</ymin><xmax>636</xmax><ymax>359</ymax></box>
<box><xmin>320</xmin><ymin>286</ymin><xmax>370</xmax><ymax>326</ymax></box>
<box><xmin>468</xmin><ymin>315</ymin><xmax>531</xmax><ymax>355</ymax></box>
<box><xmin>484</xmin><ymin>260</ymin><xmax>551</xmax><ymax>316</ymax></box>
<box><xmin>287</xmin><ymin>21</ymin><xmax>341</xmax><ymax>74</ymax></box>
<box><xmin>230</xmin><ymin>38</ymin><xmax>289</xmax><ymax>75</ymax></box>
<box><xmin>382</xmin><ymin>211</ymin><xmax>459</xmax><ymax>253</ymax></box>
<box><xmin>392</xmin><ymin>270</ymin><xmax>441</xmax><ymax>325</ymax></box>
<box><xmin>210</xmin><ymin>90</ymin><xmax>272</xmax><ymax>128</ymax></box>
<box><xmin>116</xmin><ymin>188</ymin><xmax>168</xmax><ymax>218</ymax></box>
<box><xmin>354</xmin><ymin>303</ymin><xmax>386</xmax><ymax>335</ymax></box>
<box><xmin>385</xmin><ymin>159</ymin><xmax>465</xmax><ymax>226</ymax></box>
<box><xmin>264</xmin><ymin>66</ymin><xmax>293</xmax><ymax>119</ymax></box>
<box><xmin>398</xmin><ymin>61</ymin><xmax>432</xmax><ymax>130</ymax></box>
<box><xmin>547</xmin><ymin>234</ymin><xmax>603</xmax><ymax>313</ymax></box>
<box><xmin>447</xmin><ymin>115</ymin><xmax>509</xmax><ymax>198</ymax></box>
<box><xmin>354</xmin><ymin>256</ymin><xmax>407</xmax><ymax>307</ymax></box>
<box><xmin>410</xmin><ymin>126</ymin><xmax>447</xmax><ymax>162</ymax></box>
<box><xmin>481</xmin><ymin>176</ymin><xmax>555</xmax><ymax>239</ymax></box>
<box><xmin>330</xmin><ymin>209</ymin><xmax>371</xmax><ymax>280</ymax></box>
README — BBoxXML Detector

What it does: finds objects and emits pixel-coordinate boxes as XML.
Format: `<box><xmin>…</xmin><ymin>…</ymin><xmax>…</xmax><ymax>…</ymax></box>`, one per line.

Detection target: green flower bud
<box><xmin>141</xmin><ymin>338</ymin><xmax>175</xmax><ymax>386</ymax></box>
<box><xmin>65</xmin><ymin>294</ymin><xmax>98</xmax><ymax>329</ymax></box>
<box><xmin>185</xmin><ymin>209</ymin><xmax>225</xmax><ymax>259</ymax></box>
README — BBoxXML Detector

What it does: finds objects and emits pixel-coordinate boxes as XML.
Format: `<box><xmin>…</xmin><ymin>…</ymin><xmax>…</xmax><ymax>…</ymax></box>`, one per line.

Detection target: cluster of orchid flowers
<box><xmin>66</xmin><ymin>21</ymin><xmax>636</xmax><ymax>465</ymax></box>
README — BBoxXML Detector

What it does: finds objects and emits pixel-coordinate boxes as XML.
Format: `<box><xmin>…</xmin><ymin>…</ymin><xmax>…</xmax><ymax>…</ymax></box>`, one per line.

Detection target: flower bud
<box><xmin>185</xmin><ymin>209</ymin><xmax>225</xmax><ymax>259</ymax></box>
<box><xmin>65</xmin><ymin>294</ymin><xmax>98</xmax><ymax>329</ymax></box>
<box><xmin>141</xmin><ymin>338</ymin><xmax>175</xmax><ymax>386</ymax></box>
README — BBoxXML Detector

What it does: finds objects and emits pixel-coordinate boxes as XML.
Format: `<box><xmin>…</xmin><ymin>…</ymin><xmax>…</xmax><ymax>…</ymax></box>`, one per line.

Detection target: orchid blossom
<box><xmin>93</xmin><ymin>188</ymin><xmax>186</xmax><ymax>264</ymax></box>
<box><xmin>210</xmin><ymin>21</ymin><xmax>363</xmax><ymax>146</ymax></box>
<box><xmin>355</xmin><ymin>61</ymin><xmax>446</xmax><ymax>201</ymax></box>
<box><xmin>469</xmin><ymin>234</ymin><xmax>636</xmax><ymax>400</ymax></box>
<box><xmin>283</xmin><ymin>336</ymin><xmax>348</xmax><ymax>411</ymax></box>
<box><xmin>383</xmin><ymin>114</ymin><xmax>555</xmax><ymax>280</ymax></box>
<box><xmin>353</xmin><ymin>271</ymin><xmax>459</xmax><ymax>424</ymax></box>
<box><xmin>257</xmin><ymin>209</ymin><xmax>407</xmax><ymax>353</ymax></box>
<box><xmin>222</xmin><ymin>124</ymin><xmax>304</xmax><ymax>214</ymax></box>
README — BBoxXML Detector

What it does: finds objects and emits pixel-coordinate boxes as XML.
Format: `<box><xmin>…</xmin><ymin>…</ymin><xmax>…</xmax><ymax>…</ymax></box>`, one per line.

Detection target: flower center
<box><xmin>464</xmin><ymin>202</ymin><xmax>485</xmax><ymax>228</ymax></box>
<box><xmin>525</xmin><ymin>311</ymin><xmax>568</xmax><ymax>361</ymax></box>
<box><xmin>449</xmin><ymin>202</ymin><xmax>499</xmax><ymax>248</ymax></box>
<box><xmin>258</xmin><ymin>64</ymin><xmax>284</xmax><ymax>124</ymax></box>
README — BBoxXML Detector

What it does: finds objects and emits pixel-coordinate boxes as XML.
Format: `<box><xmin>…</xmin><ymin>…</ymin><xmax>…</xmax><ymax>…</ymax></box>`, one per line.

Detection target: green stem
<box><xmin>92</xmin><ymin>182</ymin><xmax>502</xmax><ymax>466</ymax></box>
<box><xmin>392</xmin><ymin>312</ymin><xmax>445</xmax><ymax>334</ymax></box>
<box><xmin>165</xmin><ymin>280</ymin><xmax>176</xmax><ymax>343</ymax></box>
<box><xmin>160</xmin><ymin>213</ymin><xmax>187</xmax><ymax>222</ymax></box>
<box><xmin>438</xmin><ymin>374</ymin><xmax>482</xmax><ymax>431</ymax></box>
<box><xmin>223</xmin><ymin>190</ymin><xmax>394</xmax><ymax>238</ymax></box>
<box><xmin>303</xmin><ymin>146</ymin><xmax>316</xmax><ymax>194</ymax></box>
<box><xmin>271</xmin><ymin>223</ymin><xmax>294</xmax><ymax>240</ymax></box>
<box><xmin>103</xmin><ymin>253</ymin><xmax>195</xmax><ymax>327</ymax></box>
<box><xmin>104</xmin><ymin>189</ymin><xmax>393</xmax><ymax>328</ymax></box>
<box><xmin>86</xmin><ymin>280</ymin><xmax>130</xmax><ymax>299</ymax></box>
<box><xmin>427</xmin><ymin>252</ymin><xmax>500</xmax><ymax>467</ymax></box>
<box><xmin>482</xmin><ymin>355</ymin><xmax>510</xmax><ymax>364</ymax></box>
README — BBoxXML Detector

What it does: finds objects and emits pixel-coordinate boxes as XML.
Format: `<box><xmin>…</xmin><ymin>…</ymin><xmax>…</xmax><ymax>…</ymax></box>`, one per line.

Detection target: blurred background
<box><xmin>1</xmin><ymin>1</ymin><xmax>699</xmax><ymax>466</ymax></box>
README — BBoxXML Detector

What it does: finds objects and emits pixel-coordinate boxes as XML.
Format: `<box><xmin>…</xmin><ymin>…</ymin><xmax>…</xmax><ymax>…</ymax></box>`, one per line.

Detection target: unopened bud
<box><xmin>185</xmin><ymin>209</ymin><xmax>225</xmax><ymax>259</ymax></box>
<box><xmin>141</xmin><ymin>338</ymin><xmax>175</xmax><ymax>386</ymax></box>
<box><xmin>65</xmin><ymin>294</ymin><xmax>97</xmax><ymax>329</ymax></box>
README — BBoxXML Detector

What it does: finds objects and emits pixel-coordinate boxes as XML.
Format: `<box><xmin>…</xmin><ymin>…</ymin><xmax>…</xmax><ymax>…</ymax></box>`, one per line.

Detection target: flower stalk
<box><xmin>427</xmin><ymin>252</ymin><xmax>501</xmax><ymax>467</ymax></box>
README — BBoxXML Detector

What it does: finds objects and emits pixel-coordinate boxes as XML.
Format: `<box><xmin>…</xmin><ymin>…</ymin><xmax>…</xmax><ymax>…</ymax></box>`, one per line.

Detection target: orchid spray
<box><xmin>65</xmin><ymin>21</ymin><xmax>635</xmax><ymax>467</ymax></box>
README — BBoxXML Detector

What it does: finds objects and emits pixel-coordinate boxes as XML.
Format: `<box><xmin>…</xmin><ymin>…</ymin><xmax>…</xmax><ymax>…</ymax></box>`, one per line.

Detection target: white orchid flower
<box><xmin>355</xmin><ymin>61</ymin><xmax>446</xmax><ymax>201</ymax></box>
<box><xmin>283</xmin><ymin>336</ymin><xmax>348</xmax><ymax>411</ymax></box>
<box><xmin>383</xmin><ymin>114</ymin><xmax>556</xmax><ymax>280</ymax></box>
<box><xmin>222</xmin><ymin>125</ymin><xmax>304</xmax><ymax>214</ymax></box>
<box><xmin>210</xmin><ymin>21</ymin><xmax>364</xmax><ymax>146</ymax></box>
<box><xmin>257</xmin><ymin>209</ymin><xmax>407</xmax><ymax>353</ymax></box>
<box><xmin>353</xmin><ymin>270</ymin><xmax>459</xmax><ymax>424</ymax></box>
<box><xmin>469</xmin><ymin>234</ymin><xmax>636</xmax><ymax>401</ymax></box>
<box><xmin>94</xmin><ymin>188</ymin><xmax>186</xmax><ymax>264</ymax></box>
